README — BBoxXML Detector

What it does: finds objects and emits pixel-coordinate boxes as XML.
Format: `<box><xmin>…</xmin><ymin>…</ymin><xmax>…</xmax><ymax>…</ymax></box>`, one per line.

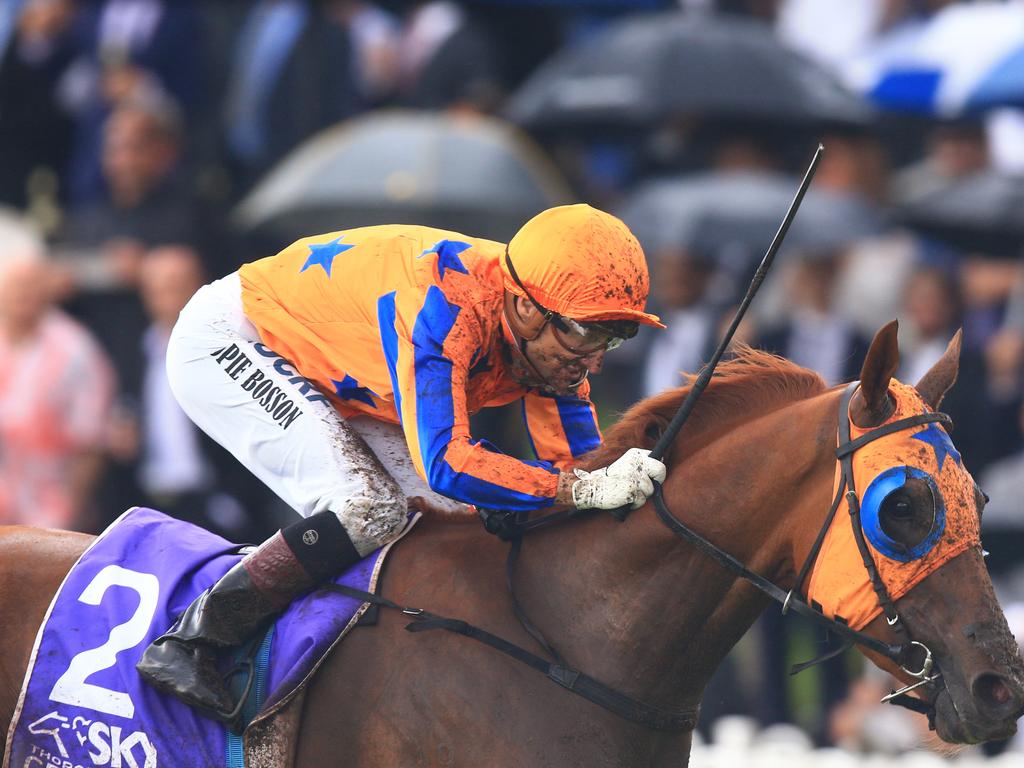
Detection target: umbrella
<box><xmin>616</xmin><ymin>170</ymin><xmax>880</xmax><ymax>263</ymax></box>
<box><xmin>894</xmin><ymin>169</ymin><xmax>1024</xmax><ymax>255</ymax></box>
<box><xmin>845</xmin><ymin>1</ymin><xmax>1024</xmax><ymax>116</ymax></box>
<box><xmin>234</xmin><ymin>111</ymin><xmax>573</xmax><ymax>243</ymax></box>
<box><xmin>504</xmin><ymin>12</ymin><xmax>872</xmax><ymax>132</ymax></box>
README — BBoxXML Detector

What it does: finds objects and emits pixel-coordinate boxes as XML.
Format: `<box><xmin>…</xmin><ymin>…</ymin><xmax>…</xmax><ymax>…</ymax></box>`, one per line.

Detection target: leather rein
<box><xmin>327</xmin><ymin>382</ymin><xmax>949</xmax><ymax>732</ymax></box>
<box><xmin>481</xmin><ymin>381</ymin><xmax>950</xmax><ymax>722</ymax></box>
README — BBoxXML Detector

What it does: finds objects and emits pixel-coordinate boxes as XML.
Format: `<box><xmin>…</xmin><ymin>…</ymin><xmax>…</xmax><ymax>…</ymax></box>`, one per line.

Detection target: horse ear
<box><xmin>916</xmin><ymin>329</ymin><xmax>962</xmax><ymax>410</ymax></box>
<box><xmin>855</xmin><ymin>320</ymin><xmax>900</xmax><ymax>425</ymax></box>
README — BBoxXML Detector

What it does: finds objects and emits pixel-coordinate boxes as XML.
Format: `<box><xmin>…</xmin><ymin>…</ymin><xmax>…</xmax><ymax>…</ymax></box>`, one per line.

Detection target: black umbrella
<box><xmin>894</xmin><ymin>169</ymin><xmax>1024</xmax><ymax>256</ymax></box>
<box><xmin>505</xmin><ymin>12</ymin><xmax>872</xmax><ymax>132</ymax></box>
<box><xmin>234</xmin><ymin>111</ymin><xmax>573</xmax><ymax>243</ymax></box>
<box><xmin>617</xmin><ymin>171</ymin><xmax>880</xmax><ymax>264</ymax></box>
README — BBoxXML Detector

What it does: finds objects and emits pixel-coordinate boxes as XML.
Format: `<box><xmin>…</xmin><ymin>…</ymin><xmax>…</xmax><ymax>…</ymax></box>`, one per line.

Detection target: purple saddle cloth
<box><xmin>3</xmin><ymin>507</ymin><xmax>407</xmax><ymax>768</ymax></box>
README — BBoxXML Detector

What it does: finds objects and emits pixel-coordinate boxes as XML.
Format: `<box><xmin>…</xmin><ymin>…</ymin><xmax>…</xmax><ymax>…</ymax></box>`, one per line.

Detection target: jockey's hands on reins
<box><xmin>570</xmin><ymin>448</ymin><xmax>667</xmax><ymax>510</ymax></box>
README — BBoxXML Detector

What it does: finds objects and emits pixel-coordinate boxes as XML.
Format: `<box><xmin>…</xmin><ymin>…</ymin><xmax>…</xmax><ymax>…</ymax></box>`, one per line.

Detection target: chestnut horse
<box><xmin>1</xmin><ymin>322</ymin><xmax>1022</xmax><ymax>767</ymax></box>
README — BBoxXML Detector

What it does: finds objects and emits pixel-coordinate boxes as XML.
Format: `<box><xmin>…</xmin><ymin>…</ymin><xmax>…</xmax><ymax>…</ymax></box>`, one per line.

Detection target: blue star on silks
<box><xmin>419</xmin><ymin>240</ymin><xmax>471</xmax><ymax>280</ymax></box>
<box><xmin>911</xmin><ymin>422</ymin><xmax>962</xmax><ymax>471</ymax></box>
<box><xmin>331</xmin><ymin>374</ymin><xmax>377</xmax><ymax>408</ymax></box>
<box><xmin>300</xmin><ymin>236</ymin><xmax>354</xmax><ymax>278</ymax></box>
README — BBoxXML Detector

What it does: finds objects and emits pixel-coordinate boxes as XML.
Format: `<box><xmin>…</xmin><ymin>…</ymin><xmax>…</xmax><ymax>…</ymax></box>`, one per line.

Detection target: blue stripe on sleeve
<box><xmin>521</xmin><ymin>399</ymin><xmax>541</xmax><ymax>460</ymax></box>
<box><xmin>412</xmin><ymin>286</ymin><xmax>557</xmax><ymax>511</ymax></box>
<box><xmin>555</xmin><ymin>396</ymin><xmax>602</xmax><ymax>458</ymax></box>
<box><xmin>377</xmin><ymin>291</ymin><xmax>402</xmax><ymax>420</ymax></box>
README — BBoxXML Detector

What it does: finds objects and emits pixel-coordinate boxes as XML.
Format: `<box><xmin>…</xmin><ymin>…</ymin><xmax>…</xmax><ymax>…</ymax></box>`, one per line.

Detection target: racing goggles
<box><xmin>504</xmin><ymin>252</ymin><xmax>638</xmax><ymax>356</ymax></box>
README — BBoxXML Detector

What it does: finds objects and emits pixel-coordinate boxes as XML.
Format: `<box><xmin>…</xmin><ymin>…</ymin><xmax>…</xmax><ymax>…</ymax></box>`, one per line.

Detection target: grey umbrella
<box><xmin>234</xmin><ymin>111</ymin><xmax>573</xmax><ymax>243</ymax></box>
<box><xmin>616</xmin><ymin>170</ymin><xmax>881</xmax><ymax>265</ymax></box>
<box><xmin>505</xmin><ymin>12</ymin><xmax>872</xmax><ymax>132</ymax></box>
<box><xmin>894</xmin><ymin>169</ymin><xmax>1024</xmax><ymax>256</ymax></box>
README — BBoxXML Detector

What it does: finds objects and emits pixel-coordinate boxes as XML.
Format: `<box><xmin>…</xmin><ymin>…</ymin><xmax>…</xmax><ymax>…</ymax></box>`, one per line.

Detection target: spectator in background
<box><xmin>65</xmin><ymin>89</ymin><xmax>196</xmax><ymax>254</ymax></box>
<box><xmin>891</xmin><ymin>118</ymin><xmax>990</xmax><ymax>203</ymax></box>
<box><xmin>898</xmin><ymin>266</ymin><xmax>963</xmax><ymax>385</ymax></box>
<box><xmin>642</xmin><ymin>247</ymin><xmax>720</xmax><ymax>397</ymax></box>
<box><xmin>899</xmin><ymin>266</ymin><xmax>999</xmax><ymax>472</ymax></box>
<box><xmin>756</xmin><ymin>251</ymin><xmax>868</xmax><ymax>385</ymax></box>
<box><xmin>58</xmin><ymin>0</ymin><xmax>201</xmax><ymax>203</ymax></box>
<box><xmin>0</xmin><ymin>0</ymin><xmax>78</xmax><ymax>209</ymax></box>
<box><xmin>0</xmin><ymin>232</ymin><xmax>114</xmax><ymax>531</ymax></box>
<box><xmin>979</xmin><ymin>400</ymin><xmax>1024</xmax><ymax>582</ymax></box>
<box><xmin>986</xmin><ymin>267</ymin><xmax>1024</xmax><ymax>402</ymax></box>
<box><xmin>397</xmin><ymin>0</ymin><xmax>502</xmax><ymax>112</ymax></box>
<box><xmin>59</xmin><ymin>92</ymin><xmax>205</xmax><ymax>438</ymax></box>
<box><xmin>104</xmin><ymin>244</ymin><xmax>261</xmax><ymax>540</ymax></box>
<box><xmin>828</xmin><ymin>665</ymin><xmax>931</xmax><ymax>754</ymax></box>
<box><xmin>223</xmin><ymin>0</ymin><xmax>398</xmax><ymax>190</ymax></box>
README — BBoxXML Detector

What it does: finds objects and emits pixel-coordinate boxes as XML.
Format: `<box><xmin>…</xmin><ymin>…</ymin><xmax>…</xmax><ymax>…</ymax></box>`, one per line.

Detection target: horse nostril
<box><xmin>972</xmin><ymin>673</ymin><xmax>1023</xmax><ymax>718</ymax></box>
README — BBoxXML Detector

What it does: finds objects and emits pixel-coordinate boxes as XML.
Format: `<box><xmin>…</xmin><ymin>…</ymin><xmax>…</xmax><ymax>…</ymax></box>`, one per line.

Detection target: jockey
<box><xmin>136</xmin><ymin>204</ymin><xmax>668</xmax><ymax>719</ymax></box>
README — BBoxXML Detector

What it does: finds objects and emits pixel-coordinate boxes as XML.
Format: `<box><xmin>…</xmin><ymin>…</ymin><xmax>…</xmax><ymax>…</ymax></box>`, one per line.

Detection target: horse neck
<box><xmin>517</xmin><ymin>390</ymin><xmax>840</xmax><ymax>711</ymax></box>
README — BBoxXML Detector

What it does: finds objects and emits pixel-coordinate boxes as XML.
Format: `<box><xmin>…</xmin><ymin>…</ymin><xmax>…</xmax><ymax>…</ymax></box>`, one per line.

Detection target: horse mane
<box><xmin>582</xmin><ymin>346</ymin><xmax>828</xmax><ymax>470</ymax></box>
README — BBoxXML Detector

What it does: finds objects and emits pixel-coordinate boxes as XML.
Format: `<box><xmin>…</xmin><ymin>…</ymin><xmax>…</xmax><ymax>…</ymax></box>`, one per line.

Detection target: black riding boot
<box><xmin>136</xmin><ymin>511</ymin><xmax>362</xmax><ymax>721</ymax></box>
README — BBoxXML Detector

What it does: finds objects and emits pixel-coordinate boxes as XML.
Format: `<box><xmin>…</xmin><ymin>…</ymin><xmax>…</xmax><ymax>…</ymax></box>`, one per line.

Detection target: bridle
<box><xmin>313</xmin><ymin>378</ymin><xmax>955</xmax><ymax>733</ymax></box>
<box><xmin>480</xmin><ymin>380</ymin><xmax>955</xmax><ymax>722</ymax></box>
<box><xmin>654</xmin><ymin>381</ymin><xmax>948</xmax><ymax>713</ymax></box>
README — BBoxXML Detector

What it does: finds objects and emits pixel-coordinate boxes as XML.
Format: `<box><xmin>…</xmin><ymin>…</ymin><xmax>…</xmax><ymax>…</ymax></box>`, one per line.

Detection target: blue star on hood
<box><xmin>419</xmin><ymin>240</ymin><xmax>471</xmax><ymax>280</ymax></box>
<box><xmin>331</xmin><ymin>374</ymin><xmax>377</xmax><ymax>408</ymax></box>
<box><xmin>301</xmin><ymin>236</ymin><xmax>354</xmax><ymax>278</ymax></box>
<box><xmin>911</xmin><ymin>422</ymin><xmax>962</xmax><ymax>471</ymax></box>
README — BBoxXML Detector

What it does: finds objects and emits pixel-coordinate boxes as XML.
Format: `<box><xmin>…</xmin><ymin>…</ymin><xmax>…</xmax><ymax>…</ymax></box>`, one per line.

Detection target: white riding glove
<box><xmin>570</xmin><ymin>448</ymin><xmax>668</xmax><ymax>511</ymax></box>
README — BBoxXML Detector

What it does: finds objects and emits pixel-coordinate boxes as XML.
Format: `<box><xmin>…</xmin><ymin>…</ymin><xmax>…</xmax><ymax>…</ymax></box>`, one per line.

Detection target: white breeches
<box><xmin>166</xmin><ymin>272</ymin><xmax>468</xmax><ymax>555</ymax></box>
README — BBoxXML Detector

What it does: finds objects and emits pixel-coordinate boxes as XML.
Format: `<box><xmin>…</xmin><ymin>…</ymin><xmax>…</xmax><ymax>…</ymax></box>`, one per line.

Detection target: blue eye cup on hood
<box><xmin>860</xmin><ymin>466</ymin><xmax>947</xmax><ymax>563</ymax></box>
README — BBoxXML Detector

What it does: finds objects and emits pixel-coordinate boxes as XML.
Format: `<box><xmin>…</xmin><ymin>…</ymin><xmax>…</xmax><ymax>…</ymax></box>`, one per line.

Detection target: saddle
<box><xmin>4</xmin><ymin>507</ymin><xmax>416</xmax><ymax>768</ymax></box>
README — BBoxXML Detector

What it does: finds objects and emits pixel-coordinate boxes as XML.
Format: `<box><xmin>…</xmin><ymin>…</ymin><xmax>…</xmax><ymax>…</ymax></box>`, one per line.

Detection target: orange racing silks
<box><xmin>238</xmin><ymin>225</ymin><xmax>604</xmax><ymax>511</ymax></box>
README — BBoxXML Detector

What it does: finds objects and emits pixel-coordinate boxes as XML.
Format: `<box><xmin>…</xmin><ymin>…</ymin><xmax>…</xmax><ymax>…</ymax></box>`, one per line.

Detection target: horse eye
<box><xmin>883</xmin><ymin>496</ymin><xmax>913</xmax><ymax>520</ymax></box>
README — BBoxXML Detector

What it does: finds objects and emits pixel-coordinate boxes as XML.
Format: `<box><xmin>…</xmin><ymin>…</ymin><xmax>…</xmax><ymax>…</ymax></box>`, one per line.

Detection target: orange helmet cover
<box><xmin>504</xmin><ymin>204</ymin><xmax>664</xmax><ymax>328</ymax></box>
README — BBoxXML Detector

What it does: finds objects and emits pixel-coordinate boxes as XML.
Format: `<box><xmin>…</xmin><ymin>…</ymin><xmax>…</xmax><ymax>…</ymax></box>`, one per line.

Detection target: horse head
<box><xmin>447</xmin><ymin>322</ymin><xmax>1023</xmax><ymax>764</ymax></box>
<box><xmin>808</xmin><ymin>320</ymin><xmax>1024</xmax><ymax>744</ymax></box>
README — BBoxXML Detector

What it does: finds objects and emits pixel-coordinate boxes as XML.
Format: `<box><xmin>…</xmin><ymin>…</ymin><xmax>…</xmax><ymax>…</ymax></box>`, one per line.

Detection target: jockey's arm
<box><xmin>520</xmin><ymin>382</ymin><xmax>602</xmax><ymax>469</ymax></box>
<box><xmin>390</xmin><ymin>291</ymin><xmax>564</xmax><ymax>511</ymax></box>
<box><xmin>388</xmin><ymin>295</ymin><xmax>664</xmax><ymax>513</ymax></box>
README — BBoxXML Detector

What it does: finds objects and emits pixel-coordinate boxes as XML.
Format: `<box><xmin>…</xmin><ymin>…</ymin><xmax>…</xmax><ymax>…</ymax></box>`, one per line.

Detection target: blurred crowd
<box><xmin>1</xmin><ymin>0</ymin><xmax>1024</xmax><ymax>758</ymax></box>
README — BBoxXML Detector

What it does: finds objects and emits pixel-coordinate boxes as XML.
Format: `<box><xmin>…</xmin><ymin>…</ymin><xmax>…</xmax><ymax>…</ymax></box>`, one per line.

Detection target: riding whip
<box><xmin>610</xmin><ymin>143</ymin><xmax>825</xmax><ymax>521</ymax></box>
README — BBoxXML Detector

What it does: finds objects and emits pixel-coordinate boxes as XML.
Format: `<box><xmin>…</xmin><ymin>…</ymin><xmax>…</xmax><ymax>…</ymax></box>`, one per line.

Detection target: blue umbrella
<box><xmin>847</xmin><ymin>2</ymin><xmax>1024</xmax><ymax>116</ymax></box>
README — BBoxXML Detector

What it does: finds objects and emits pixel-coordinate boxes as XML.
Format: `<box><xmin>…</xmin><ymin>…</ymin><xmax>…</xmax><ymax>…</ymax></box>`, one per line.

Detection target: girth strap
<box><xmin>318</xmin><ymin>583</ymin><xmax>699</xmax><ymax>732</ymax></box>
<box><xmin>507</xmin><ymin>534</ymin><xmax>567</xmax><ymax>666</ymax></box>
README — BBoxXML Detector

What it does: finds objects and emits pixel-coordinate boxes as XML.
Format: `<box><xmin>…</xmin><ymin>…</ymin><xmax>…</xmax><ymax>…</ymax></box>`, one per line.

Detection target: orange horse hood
<box><xmin>806</xmin><ymin>380</ymin><xmax>981</xmax><ymax>631</ymax></box>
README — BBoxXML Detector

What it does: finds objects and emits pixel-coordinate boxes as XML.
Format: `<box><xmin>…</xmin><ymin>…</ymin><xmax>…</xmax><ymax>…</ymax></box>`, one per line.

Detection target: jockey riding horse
<box><xmin>136</xmin><ymin>205</ymin><xmax>668</xmax><ymax>719</ymax></box>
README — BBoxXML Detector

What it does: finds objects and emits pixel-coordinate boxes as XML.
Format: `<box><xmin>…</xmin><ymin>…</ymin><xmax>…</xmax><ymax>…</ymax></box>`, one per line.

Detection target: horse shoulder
<box><xmin>0</xmin><ymin>526</ymin><xmax>92</xmax><ymax>732</ymax></box>
<box><xmin>295</xmin><ymin>519</ymin><xmax>534</xmax><ymax>767</ymax></box>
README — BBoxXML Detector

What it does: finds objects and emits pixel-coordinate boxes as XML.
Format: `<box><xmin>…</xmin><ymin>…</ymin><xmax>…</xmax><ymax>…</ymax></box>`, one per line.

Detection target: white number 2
<box><xmin>49</xmin><ymin>565</ymin><xmax>160</xmax><ymax>719</ymax></box>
